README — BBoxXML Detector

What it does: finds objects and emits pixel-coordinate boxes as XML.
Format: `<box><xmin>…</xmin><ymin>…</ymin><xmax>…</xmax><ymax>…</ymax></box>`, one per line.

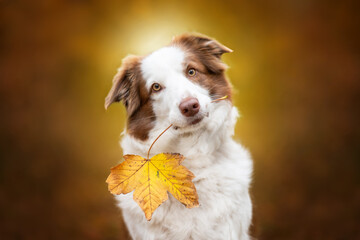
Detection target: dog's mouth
<box><xmin>173</xmin><ymin>112</ymin><xmax>209</xmax><ymax>130</ymax></box>
<box><xmin>190</xmin><ymin>118</ymin><xmax>202</xmax><ymax>125</ymax></box>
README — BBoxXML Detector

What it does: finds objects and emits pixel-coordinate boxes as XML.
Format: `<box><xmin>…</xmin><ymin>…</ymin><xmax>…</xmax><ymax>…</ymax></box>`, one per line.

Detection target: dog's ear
<box><xmin>105</xmin><ymin>55</ymin><xmax>141</xmax><ymax>115</ymax></box>
<box><xmin>172</xmin><ymin>33</ymin><xmax>232</xmax><ymax>74</ymax></box>
<box><xmin>194</xmin><ymin>35</ymin><xmax>233</xmax><ymax>58</ymax></box>
<box><xmin>172</xmin><ymin>33</ymin><xmax>232</xmax><ymax>58</ymax></box>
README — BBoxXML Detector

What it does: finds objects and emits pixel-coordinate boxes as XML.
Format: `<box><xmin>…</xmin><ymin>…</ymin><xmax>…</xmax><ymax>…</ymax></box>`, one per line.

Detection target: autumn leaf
<box><xmin>106</xmin><ymin>153</ymin><xmax>199</xmax><ymax>220</ymax></box>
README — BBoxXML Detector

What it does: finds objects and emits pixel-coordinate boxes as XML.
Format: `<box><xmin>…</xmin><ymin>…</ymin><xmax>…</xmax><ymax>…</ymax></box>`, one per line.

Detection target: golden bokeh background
<box><xmin>1</xmin><ymin>0</ymin><xmax>359</xmax><ymax>239</ymax></box>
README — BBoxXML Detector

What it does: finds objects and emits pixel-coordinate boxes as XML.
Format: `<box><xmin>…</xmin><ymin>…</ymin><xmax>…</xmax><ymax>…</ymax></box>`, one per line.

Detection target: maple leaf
<box><xmin>106</xmin><ymin>153</ymin><xmax>199</xmax><ymax>220</ymax></box>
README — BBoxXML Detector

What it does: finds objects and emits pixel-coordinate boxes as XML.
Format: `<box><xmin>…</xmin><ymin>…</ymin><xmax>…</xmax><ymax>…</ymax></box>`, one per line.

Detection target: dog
<box><xmin>105</xmin><ymin>33</ymin><xmax>253</xmax><ymax>240</ymax></box>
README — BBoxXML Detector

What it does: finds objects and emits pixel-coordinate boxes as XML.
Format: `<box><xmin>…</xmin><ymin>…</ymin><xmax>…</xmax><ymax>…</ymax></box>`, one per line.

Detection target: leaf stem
<box><xmin>147</xmin><ymin>124</ymin><xmax>173</xmax><ymax>159</ymax></box>
<box><xmin>211</xmin><ymin>95</ymin><xmax>228</xmax><ymax>103</ymax></box>
<box><xmin>146</xmin><ymin>95</ymin><xmax>227</xmax><ymax>159</ymax></box>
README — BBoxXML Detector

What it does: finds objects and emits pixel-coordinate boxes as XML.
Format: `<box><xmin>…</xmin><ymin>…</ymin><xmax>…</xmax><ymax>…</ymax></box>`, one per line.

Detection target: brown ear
<box><xmin>172</xmin><ymin>33</ymin><xmax>232</xmax><ymax>74</ymax></box>
<box><xmin>172</xmin><ymin>33</ymin><xmax>232</xmax><ymax>58</ymax></box>
<box><xmin>104</xmin><ymin>55</ymin><xmax>141</xmax><ymax>115</ymax></box>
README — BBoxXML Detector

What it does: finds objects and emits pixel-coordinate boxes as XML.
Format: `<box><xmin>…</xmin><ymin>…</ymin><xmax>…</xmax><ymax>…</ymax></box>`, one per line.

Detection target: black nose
<box><xmin>179</xmin><ymin>97</ymin><xmax>200</xmax><ymax>117</ymax></box>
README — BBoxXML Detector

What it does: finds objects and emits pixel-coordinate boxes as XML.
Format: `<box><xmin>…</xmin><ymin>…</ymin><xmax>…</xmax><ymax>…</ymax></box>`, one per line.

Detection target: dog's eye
<box><xmin>151</xmin><ymin>83</ymin><xmax>162</xmax><ymax>92</ymax></box>
<box><xmin>188</xmin><ymin>68</ymin><xmax>196</xmax><ymax>77</ymax></box>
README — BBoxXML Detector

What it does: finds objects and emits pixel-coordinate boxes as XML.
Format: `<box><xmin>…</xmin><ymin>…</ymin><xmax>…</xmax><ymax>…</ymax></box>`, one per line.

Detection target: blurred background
<box><xmin>1</xmin><ymin>0</ymin><xmax>359</xmax><ymax>239</ymax></box>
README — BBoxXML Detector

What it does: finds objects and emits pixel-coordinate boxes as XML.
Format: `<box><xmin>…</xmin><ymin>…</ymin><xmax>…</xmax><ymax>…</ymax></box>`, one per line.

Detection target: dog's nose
<box><xmin>179</xmin><ymin>97</ymin><xmax>200</xmax><ymax>117</ymax></box>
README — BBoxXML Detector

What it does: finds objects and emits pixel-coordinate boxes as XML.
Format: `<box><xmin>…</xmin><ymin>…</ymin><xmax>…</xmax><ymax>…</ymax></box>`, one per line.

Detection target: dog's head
<box><xmin>105</xmin><ymin>33</ymin><xmax>233</xmax><ymax>141</ymax></box>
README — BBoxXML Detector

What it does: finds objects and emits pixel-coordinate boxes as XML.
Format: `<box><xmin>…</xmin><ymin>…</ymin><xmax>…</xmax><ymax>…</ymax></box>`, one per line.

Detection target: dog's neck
<box><xmin>121</xmin><ymin>103</ymin><xmax>238</xmax><ymax>170</ymax></box>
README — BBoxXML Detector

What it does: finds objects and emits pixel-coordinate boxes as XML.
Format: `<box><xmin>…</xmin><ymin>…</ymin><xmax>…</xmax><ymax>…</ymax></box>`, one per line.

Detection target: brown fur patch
<box><xmin>171</xmin><ymin>34</ymin><xmax>233</xmax><ymax>101</ymax></box>
<box><xmin>126</xmin><ymin>67</ymin><xmax>155</xmax><ymax>141</ymax></box>
<box><xmin>105</xmin><ymin>56</ymin><xmax>155</xmax><ymax>141</ymax></box>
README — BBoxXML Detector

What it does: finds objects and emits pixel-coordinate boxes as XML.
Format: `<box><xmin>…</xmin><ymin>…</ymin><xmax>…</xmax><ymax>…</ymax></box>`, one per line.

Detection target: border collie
<box><xmin>105</xmin><ymin>33</ymin><xmax>253</xmax><ymax>240</ymax></box>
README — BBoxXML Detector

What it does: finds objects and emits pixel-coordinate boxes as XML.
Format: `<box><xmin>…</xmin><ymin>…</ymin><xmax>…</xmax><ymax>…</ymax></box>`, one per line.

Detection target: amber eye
<box><xmin>151</xmin><ymin>83</ymin><xmax>162</xmax><ymax>92</ymax></box>
<box><xmin>188</xmin><ymin>68</ymin><xmax>196</xmax><ymax>76</ymax></box>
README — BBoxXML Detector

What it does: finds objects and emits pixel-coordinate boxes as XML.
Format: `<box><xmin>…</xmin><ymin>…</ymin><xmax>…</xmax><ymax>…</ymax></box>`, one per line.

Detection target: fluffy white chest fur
<box><xmin>105</xmin><ymin>34</ymin><xmax>253</xmax><ymax>240</ymax></box>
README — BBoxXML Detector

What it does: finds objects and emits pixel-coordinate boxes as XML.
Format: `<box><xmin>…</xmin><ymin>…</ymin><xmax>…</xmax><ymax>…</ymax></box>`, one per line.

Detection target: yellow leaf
<box><xmin>106</xmin><ymin>153</ymin><xmax>199</xmax><ymax>220</ymax></box>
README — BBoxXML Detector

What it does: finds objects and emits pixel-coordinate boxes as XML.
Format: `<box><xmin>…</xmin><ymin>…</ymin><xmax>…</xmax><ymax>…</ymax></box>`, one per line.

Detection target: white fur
<box><xmin>116</xmin><ymin>47</ymin><xmax>253</xmax><ymax>240</ymax></box>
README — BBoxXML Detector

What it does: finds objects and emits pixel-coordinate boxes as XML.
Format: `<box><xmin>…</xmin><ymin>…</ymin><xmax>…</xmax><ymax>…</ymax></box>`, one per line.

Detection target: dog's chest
<box><xmin>118</xmin><ymin>150</ymin><xmax>248</xmax><ymax>234</ymax></box>
<box><xmin>118</xmin><ymin>127</ymin><xmax>252</xmax><ymax>239</ymax></box>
